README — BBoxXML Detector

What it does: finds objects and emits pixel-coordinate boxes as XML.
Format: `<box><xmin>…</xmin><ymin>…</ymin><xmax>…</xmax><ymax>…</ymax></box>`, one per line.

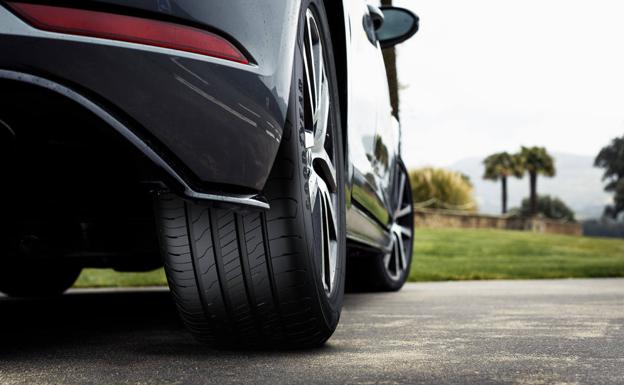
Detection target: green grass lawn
<box><xmin>73</xmin><ymin>228</ymin><xmax>624</xmax><ymax>288</ymax></box>
<box><xmin>410</xmin><ymin>228</ymin><xmax>624</xmax><ymax>281</ymax></box>
<box><xmin>74</xmin><ymin>268</ymin><xmax>167</xmax><ymax>288</ymax></box>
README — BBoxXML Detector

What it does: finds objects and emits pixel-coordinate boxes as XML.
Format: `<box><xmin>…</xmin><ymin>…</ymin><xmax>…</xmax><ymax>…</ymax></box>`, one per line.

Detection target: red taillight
<box><xmin>6</xmin><ymin>2</ymin><xmax>249</xmax><ymax>64</ymax></box>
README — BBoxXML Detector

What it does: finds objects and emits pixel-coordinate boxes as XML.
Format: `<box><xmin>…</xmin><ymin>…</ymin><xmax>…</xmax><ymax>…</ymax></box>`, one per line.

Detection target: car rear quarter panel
<box><xmin>0</xmin><ymin>0</ymin><xmax>301</xmax><ymax>192</ymax></box>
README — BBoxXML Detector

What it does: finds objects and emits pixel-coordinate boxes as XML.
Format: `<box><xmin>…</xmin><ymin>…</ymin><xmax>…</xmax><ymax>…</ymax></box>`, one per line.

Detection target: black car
<box><xmin>0</xmin><ymin>0</ymin><xmax>418</xmax><ymax>347</ymax></box>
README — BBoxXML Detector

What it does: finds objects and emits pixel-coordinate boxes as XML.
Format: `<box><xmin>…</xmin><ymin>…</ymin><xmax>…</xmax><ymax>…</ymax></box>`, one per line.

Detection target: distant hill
<box><xmin>447</xmin><ymin>153</ymin><xmax>611</xmax><ymax>220</ymax></box>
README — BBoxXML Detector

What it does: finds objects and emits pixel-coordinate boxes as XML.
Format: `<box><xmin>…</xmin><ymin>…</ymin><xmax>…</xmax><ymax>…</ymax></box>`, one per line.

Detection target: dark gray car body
<box><xmin>0</xmin><ymin>0</ymin><xmax>400</xmax><ymax>251</ymax></box>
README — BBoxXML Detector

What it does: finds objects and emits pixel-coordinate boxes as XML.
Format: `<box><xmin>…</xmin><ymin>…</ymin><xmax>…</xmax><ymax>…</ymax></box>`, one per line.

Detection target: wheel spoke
<box><xmin>323</xmin><ymin>191</ymin><xmax>337</xmax><ymax>292</ymax></box>
<box><xmin>304</xmin><ymin>130</ymin><xmax>315</xmax><ymax>149</ymax></box>
<box><xmin>394</xmin><ymin>243</ymin><xmax>401</xmax><ymax>275</ymax></box>
<box><xmin>321</xmin><ymin>183</ymin><xmax>338</xmax><ymax>239</ymax></box>
<box><xmin>395</xmin><ymin>204</ymin><xmax>412</xmax><ymax>219</ymax></box>
<box><xmin>314</xmin><ymin>75</ymin><xmax>330</xmax><ymax>149</ymax></box>
<box><xmin>312</xmin><ymin>147</ymin><xmax>337</xmax><ymax>192</ymax></box>
<box><xmin>396</xmin><ymin>171</ymin><xmax>406</xmax><ymax>210</ymax></box>
<box><xmin>320</xmin><ymin>193</ymin><xmax>331</xmax><ymax>292</ymax></box>
<box><xmin>396</xmin><ymin>225</ymin><xmax>412</xmax><ymax>239</ymax></box>
<box><xmin>397</xmin><ymin>235</ymin><xmax>407</xmax><ymax>269</ymax></box>
<box><xmin>314</xmin><ymin>41</ymin><xmax>325</xmax><ymax>114</ymax></box>
<box><xmin>302</xmin><ymin>46</ymin><xmax>315</xmax><ymax>122</ymax></box>
<box><xmin>309</xmin><ymin>170</ymin><xmax>319</xmax><ymax>207</ymax></box>
<box><xmin>383</xmin><ymin>251</ymin><xmax>392</xmax><ymax>271</ymax></box>
<box><xmin>310</xmin><ymin>57</ymin><xmax>334</xmax><ymax>191</ymax></box>
<box><xmin>318</xmin><ymin>182</ymin><xmax>337</xmax><ymax>293</ymax></box>
<box><xmin>304</xmin><ymin>11</ymin><xmax>317</xmax><ymax>112</ymax></box>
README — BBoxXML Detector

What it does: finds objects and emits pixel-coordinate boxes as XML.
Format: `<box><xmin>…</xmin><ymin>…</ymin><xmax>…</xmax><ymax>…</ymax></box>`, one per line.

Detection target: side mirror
<box><xmin>376</xmin><ymin>7</ymin><xmax>419</xmax><ymax>49</ymax></box>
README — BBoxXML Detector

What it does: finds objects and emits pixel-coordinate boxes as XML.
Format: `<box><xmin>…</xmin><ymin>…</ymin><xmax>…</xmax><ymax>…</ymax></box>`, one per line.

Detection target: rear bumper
<box><xmin>0</xmin><ymin>2</ymin><xmax>298</xmax><ymax>202</ymax></box>
<box><xmin>0</xmin><ymin>69</ymin><xmax>271</xmax><ymax>209</ymax></box>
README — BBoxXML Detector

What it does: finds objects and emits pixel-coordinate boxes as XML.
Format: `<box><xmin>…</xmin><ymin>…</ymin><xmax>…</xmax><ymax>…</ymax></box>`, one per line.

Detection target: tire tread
<box><xmin>156</xmin><ymin>117</ymin><xmax>331</xmax><ymax>347</ymax></box>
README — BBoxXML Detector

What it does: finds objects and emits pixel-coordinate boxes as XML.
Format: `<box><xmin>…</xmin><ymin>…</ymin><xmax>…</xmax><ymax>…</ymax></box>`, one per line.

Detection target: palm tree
<box><xmin>518</xmin><ymin>146</ymin><xmax>556</xmax><ymax>215</ymax></box>
<box><xmin>483</xmin><ymin>152</ymin><xmax>524</xmax><ymax>214</ymax></box>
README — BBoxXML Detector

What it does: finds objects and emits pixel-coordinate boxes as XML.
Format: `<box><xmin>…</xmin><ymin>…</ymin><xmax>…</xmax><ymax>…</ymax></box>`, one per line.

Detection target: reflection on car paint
<box><xmin>175</xmin><ymin>75</ymin><xmax>258</xmax><ymax>128</ymax></box>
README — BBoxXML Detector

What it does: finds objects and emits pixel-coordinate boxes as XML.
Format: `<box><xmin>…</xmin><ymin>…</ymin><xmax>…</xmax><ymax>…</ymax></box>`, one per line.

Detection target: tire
<box><xmin>156</xmin><ymin>0</ymin><xmax>346</xmax><ymax>348</ymax></box>
<box><xmin>0</xmin><ymin>262</ymin><xmax>82</xmax><ymax>297</ymax></box>
<box><xmin>346</xmin><ymin>160</ymin><xmax>414</xmax><ymax>292</ymax></box>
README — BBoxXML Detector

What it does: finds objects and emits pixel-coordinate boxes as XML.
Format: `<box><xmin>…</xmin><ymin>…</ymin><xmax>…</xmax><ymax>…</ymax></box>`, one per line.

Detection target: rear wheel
<box><xmin>156</xmin><ymin>0</ymin><xmax>346</xmax><ymax>348</ymax></box>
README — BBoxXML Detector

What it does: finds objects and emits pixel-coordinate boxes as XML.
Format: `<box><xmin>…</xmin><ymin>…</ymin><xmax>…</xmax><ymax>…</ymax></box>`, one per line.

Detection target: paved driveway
<box><xmin>0</xmin><ymin>279</ymin><xmax>622</xmax><ymax>385</ymax></box>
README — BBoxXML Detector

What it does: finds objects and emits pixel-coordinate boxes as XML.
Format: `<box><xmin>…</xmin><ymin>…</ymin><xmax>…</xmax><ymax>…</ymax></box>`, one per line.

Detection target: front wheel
<box><xmin>346</xmin><ymin>160</ymin><xmax>414</xmax><ymax>292</ymax></box>
<box><xmin>156</xmin><ymin>0</ymin><xmax>346</xmax><ymax>348</ymax></box>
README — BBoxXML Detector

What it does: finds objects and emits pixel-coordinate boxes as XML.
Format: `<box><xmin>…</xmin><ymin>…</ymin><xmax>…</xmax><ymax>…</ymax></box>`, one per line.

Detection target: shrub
<box><xmin>517</xmin><ymin>195</ymin><xmax>575</xmax><ymax>221</ymax></box>
<box><xmin>409</xmin><ymin>167</ymin><xmax>477</xmax><ymax>211</ymax></box>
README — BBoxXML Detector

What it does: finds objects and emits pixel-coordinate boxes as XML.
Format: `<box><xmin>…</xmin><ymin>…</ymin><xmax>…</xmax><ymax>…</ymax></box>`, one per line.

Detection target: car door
<box><xmin>344</xmin><ymin>0</ymin><xmax>395</xmax><ymax>228</ymax></box>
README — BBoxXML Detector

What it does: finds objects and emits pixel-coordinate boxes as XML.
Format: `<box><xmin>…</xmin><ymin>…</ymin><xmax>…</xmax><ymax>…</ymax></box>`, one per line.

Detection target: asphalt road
<box><xmin>0</xmin><ymin>279</ymin><xmax>622</xmax><ymax>385</ymax></box>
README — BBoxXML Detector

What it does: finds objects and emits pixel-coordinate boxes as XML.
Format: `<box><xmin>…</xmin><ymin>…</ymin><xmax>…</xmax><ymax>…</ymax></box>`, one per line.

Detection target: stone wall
<box><xmin>413</xmin><ymin>208</ymin><xmax>583</xmax><ymax>236</ymax></box>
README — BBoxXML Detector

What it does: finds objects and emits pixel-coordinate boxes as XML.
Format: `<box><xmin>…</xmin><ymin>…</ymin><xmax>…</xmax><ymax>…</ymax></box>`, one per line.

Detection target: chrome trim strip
<box><xmin>0</xmin><ymin>70</ymin><xmax>270</xmax><ymax>210</ymax></box>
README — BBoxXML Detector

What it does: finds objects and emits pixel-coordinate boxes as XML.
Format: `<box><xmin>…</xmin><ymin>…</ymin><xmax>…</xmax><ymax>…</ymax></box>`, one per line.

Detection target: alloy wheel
<box><xmin>302</xmin><ymin>8</ymin><xmax>340</xmax><ymax>296</ymax></box>
<box><xmin>384</xmin><ymin>164</ymin><xmax>414</xmax><ymax>281</ymax></box>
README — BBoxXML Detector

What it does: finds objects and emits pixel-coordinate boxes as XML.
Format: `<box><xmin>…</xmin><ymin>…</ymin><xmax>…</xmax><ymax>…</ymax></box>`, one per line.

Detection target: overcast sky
<box><xmin>393</xmin><ymin>0</ymin><xmax>624</xmax><ymax>168</ymax></box>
